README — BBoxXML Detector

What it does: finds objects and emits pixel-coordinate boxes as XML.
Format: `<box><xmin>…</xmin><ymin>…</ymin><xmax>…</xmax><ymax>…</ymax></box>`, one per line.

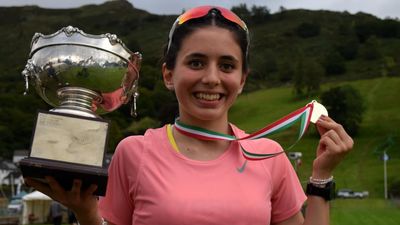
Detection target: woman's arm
<box><xmin>274</xmin><ymin>115</ymin><xmax>353</xmax><ymax>225</ymax></box>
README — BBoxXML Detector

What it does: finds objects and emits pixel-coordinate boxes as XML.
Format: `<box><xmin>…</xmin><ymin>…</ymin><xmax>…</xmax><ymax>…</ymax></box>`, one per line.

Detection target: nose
<box><xmin>201</xmin><ymin>64</ymin><xmax>221</xmax><ymax>87</ymax></box>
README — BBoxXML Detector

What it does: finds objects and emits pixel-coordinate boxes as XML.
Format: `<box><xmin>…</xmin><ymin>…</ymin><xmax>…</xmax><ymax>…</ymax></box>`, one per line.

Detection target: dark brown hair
<box><xmin>162</xmin><ymin>9</ymin><xmax>249</xmax><ymax>72</ymax></box>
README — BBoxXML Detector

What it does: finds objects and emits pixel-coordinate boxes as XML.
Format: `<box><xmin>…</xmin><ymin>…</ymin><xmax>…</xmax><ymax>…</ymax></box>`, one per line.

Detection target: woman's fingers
<box><xmin>24</xmin><ymin>177</ymin><xmax>52</xmax><ymax>196</ymax></box>
<box><xmin>319</xmin><ymin>131</ymin><xmax>346</xmax><ymax>156</ymax></box>
<box><xmin>83</xmin><ymin>184</ymin><xmax>98</xmax><ymax>197</ymax></box>
<box><xmin>316</xmin><ymin>115</ymin><xmax>339</xmax><ymax>133</ymax></box>
<box><xmin>317</xmin><ymin>116</ymin><xmax>354</xmax><ymax>150</ymax></box>
<box><xmin>45</xmin><ymin>176</ymin><xmax>66</xmax><ymax>193</ymax></box>
<box><xmin>70</xmin><ymin>179</ymin><xmax>83</xmax><ymax>194</ymax></box>
<box><xmin>66</xmin><ymin>179</ymin><xmax>83</xmax><ymax>204</ymax></box>
<box><xmin>313</xmin><ymin>115</ymin><xmax>354</xmax><ymax>175</ymax></box>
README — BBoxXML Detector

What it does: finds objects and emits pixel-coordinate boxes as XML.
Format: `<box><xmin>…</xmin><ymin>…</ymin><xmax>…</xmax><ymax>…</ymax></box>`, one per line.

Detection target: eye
<box><xmin>220</xmin><ymin>63</ymin><xmax>235</xmax><ymax>73</ymax></box>
<box><xmin>188</xmin><ymin>59</ymin><xmax>204</xmax><ymax>70</ymax></box>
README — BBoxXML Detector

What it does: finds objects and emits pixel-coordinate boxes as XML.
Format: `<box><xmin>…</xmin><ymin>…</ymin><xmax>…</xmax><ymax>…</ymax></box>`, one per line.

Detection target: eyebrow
<box><xmin>185</xmin><ymin>53</ymin><xmax>239</xmax><ymax>62</ymax></box>
<box><xmin>220</xmin><ymin>55</ymin><xmax>239</xmax><ymax>63</ymax></box>
<box><xmin>186</xmin><ymin>53</ymin><xmax>206</xmax><ymax>59</ymax></box>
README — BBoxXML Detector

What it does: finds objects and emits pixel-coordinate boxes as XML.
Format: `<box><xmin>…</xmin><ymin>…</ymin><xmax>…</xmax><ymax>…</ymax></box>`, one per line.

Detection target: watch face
<box><xmin>306</xmin><ymin>181</ymin><xmax>336</xmax><ymax>201</ymax></box>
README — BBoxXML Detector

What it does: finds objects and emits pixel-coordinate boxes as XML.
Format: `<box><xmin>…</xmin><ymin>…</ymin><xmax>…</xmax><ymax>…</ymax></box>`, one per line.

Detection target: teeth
<box><xmin>195</xmin><ymin>93</ymin><xmax>220</xmax><ymax>101</ymax></box>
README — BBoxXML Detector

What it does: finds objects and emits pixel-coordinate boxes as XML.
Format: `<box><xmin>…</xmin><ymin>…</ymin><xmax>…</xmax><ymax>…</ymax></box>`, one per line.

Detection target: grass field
<box><xmin>331</xmin><ymin>199</ymin><xmax>400</xmax><ymax>225</ymax></box>
<box><xmin>230</xmin><ymin>77</ymin><xmax>400</xmax><ymax>224</ymax></box>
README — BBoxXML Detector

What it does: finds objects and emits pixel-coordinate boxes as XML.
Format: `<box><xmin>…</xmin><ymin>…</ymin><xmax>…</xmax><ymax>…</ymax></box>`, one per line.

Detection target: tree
<box><xmin>320</xmin><ymin>85</ymin><xmax>365</xmax><ymax>136</ymax></box>
<box><xmin>231</xmin><ymin>4</ymin><xmax>251</xmax><ymax>22</ymax></box>
<box><xmin>305</xmin><ymin>60</ymin><xmax>324</xmax><ymax>96</ymax></box>
<box><xmin>381</xmin><ymin>56</ymin><xmax>398</xmax><ymax>77</ymax></box>
<box><xmin>335</xmin><ymin>38</ymin><xmax>359</xmax><ymax>60</ymax></box>
<box><xmin>278</xmin><ymin>60</ymin><xmax>295</xmax><ymax>83</ymax></box>
<box><xmin>360</xmin><ymin>36</ymin><xmax>382</xmax><ymax>60</ymax></box>
<box><xmin>250</xmin><ymin>49</ymin><xmax>278</xmax><ymax>82</ymax></box>
<box><xmin>296</xmin><ymin>22</ymin><xmax>321</xmax><ymax>38</ymax></box>
<box><xmin>0</xmin><ymin>89</ymin><xmax>48</xmax><ymax>158</ymax></box>
<box><xmin>337</xmin><ymin>21</ymin><xmax>353</xmax><ymax>36</ymax></box>
<box><xmin>378</xmin><ymin>19</ymin><xmax>400</xmax><ymax>38</ymax></box>
<box><xmin>293</xmin><ymin>58</ymin><xmax>306</xmax><ymax>97</ymax></box>
<box><xmin>323</xmin><ymin>50</ymin><xmax>346</xmax><ymax>75</ymax></box>
<box><xmin>293</xmin><ymin>57</ymin><xmax>324</xmax><ymax>98</ymax></box>
<box><xmin>250</xmin><ymin>5</ymin><xmax>270</xmax><ymax>24</ymax></box>
<box><xmin>355</xmin><ymin>21</ymin><xmax>377</xmax><ymax>43</ymax></box>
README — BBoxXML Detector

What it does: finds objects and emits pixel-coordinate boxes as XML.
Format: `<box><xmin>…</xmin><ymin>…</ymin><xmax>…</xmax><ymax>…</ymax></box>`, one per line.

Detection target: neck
<box><xmin>178</xmin><ymin>115</ymin><xmax>231</xmax><ymax>135</ymax></box>
<box><xmin>172</xmin><ymin>117</ymin><xmax>232</xmax><ymax>161</ymax></box>
<box><xmin>172</xmin><ymin>127</ymin><xmax>231</xmax><ymax>160</ymax></box>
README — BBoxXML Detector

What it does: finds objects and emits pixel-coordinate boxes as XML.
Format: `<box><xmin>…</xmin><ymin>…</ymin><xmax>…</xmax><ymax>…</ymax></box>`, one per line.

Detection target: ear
<box><xmin>238</xmin><ymin>72</ymin><xmax>248</xmax><ymax>94</ymax></box>
<box><xmin>162</xmin><ymin>63</ymin><xmax>174</xmax><ymax>91</ymax></box>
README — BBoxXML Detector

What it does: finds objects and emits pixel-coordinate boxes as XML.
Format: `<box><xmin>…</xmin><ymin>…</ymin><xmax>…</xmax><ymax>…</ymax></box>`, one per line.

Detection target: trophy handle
<box><xmin>131</xmin><ymin>80</ymin><xmax>139</xmax><ymax>117</ymax></box>
<box><xmin>22</xmin><ymin>59</ymin><xmax>36</xmax><ymax>95</ymax></box>
<box><xmin>23</xmin><ymin>72</ymin><xmax>29</xmax><ymax>96</ymax></box>
<box><xmin>123</xmin><ymin>52</ymin><xmax>142</xmax><ymax>117</ymax></box>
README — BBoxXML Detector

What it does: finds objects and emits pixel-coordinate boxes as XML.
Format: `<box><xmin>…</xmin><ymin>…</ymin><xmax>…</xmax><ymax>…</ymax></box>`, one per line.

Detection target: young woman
<box><xmin>25</xmin><ymin>5</ymin><xmax>353</xmax><ymax>225</ymax></box>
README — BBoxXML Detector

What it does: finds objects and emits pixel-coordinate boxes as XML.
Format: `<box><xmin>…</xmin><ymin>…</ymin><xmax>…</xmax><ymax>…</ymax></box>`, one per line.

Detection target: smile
<box><xmin>194</xmin><ymin>92</ymin><xmax>222</xmax><ymax>101</ymax></box>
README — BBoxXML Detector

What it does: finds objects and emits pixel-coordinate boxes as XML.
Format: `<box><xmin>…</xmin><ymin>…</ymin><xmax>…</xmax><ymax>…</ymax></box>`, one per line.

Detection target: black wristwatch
<box><xmin>306</xmin><ymin>181</ymin><xmax>336</xmax><ymax>201</ymax></box>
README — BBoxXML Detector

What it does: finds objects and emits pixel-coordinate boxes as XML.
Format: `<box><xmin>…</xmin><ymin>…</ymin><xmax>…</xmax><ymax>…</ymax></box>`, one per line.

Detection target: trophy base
<box><xmin>19</xmin><ymin>157</ymin><xmax>108</xmax><ymax>196</ymax></box>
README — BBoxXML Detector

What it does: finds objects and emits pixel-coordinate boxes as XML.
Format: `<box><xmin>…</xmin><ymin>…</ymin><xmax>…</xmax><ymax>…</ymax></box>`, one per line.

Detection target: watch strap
<box><xmin>306</xmin><ymin>181</ymin><xmax>336</xmax><ymax>201</ymax></box>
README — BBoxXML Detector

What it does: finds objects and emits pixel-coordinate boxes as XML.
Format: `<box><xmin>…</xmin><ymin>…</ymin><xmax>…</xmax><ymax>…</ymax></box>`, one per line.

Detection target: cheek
<box><xmin>172</xmin><ymin>69</ymin><xmax>198</xmax><ymax>87</ymax></box>
<box><xmin>171</xmin><ymin>77</ymin><xmax>193</xmax><ymax>99</ymax></box>
<box><xmin>224</xmin><ymin>76</ymin><xmax>245</xmax><ymax>91</ymax></box>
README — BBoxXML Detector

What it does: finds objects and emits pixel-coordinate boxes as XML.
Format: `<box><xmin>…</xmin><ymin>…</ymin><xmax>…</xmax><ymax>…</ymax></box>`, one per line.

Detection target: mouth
<box><xmin>194</xmin><ymin>92</ymin><xmax>223</xmax><ymax>101</ymax></box>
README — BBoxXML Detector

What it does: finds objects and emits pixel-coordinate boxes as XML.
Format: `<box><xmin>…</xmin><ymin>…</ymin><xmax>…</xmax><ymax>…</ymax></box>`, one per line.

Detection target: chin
<box><xmin>192</xmin><ymin>109</ymin><xmax>227</xmax><ymax>122</ymax></box>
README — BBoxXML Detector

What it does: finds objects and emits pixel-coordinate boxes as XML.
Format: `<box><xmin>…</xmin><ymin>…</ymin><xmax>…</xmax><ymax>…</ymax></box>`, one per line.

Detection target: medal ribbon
<box><xmin>174</xmin><ymin>101</ymin><xmax>315</xmax><ymax>160</ymax></box>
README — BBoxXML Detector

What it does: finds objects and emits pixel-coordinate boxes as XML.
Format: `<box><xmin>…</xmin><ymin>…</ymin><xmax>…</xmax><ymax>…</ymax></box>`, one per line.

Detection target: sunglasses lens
<box><xmin>178</xmin><ymin>6</ymin><xmax>212</xmax><ymax>24</ymax></box>
<box><xmin>177</xmin><ymin>6</ymin><xmax>247</xmax><ymax>31</ymax></box>
<box><xmin>168</xmin><ymin>6</ymin><xmax>249</xmax><ymax>56</ymax></box>
<box><xmin>218</xmin><ymin>7</ymin><xmax>247</xmax><ymax>30</ymax></box>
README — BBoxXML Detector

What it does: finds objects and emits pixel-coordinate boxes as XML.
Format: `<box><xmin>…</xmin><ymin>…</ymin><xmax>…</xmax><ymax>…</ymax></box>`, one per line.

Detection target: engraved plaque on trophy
<box><xmin>19</xmin><ymin>26</ymin><xmax>141</xmax><ymax>196</ymax></box>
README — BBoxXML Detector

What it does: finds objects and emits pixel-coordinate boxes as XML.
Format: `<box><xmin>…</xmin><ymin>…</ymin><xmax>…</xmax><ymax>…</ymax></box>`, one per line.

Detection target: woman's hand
<box><xmin>24</xmin><ymin>177</ymin><xmax>98</xmax><ymax>218</ymax></box>
<box><xmin>312</xmin><ymin>115</ymin><xmax>354</xmax><ymax>178</ymax></box>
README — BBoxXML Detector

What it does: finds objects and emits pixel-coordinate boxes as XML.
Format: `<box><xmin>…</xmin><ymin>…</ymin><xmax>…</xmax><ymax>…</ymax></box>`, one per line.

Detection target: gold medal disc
<box><xmin>310</xmin><ymin>101</ymin><xmax>328</xmax><ymax>123</ymax></box>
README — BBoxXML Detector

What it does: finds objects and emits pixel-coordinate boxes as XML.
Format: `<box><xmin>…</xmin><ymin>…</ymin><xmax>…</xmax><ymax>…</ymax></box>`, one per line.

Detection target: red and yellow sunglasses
<box><xmin>167</xmin><ymin>5</ymin><xmax>249</xmax><ymax>55</ymax></box>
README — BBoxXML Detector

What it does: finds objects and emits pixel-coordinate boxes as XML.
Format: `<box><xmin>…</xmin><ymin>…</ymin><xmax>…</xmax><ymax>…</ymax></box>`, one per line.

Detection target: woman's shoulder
<box><xmin>114</xmin><ymin>125</ymin><xmax>167</xmax><ymax>156</ymax></box>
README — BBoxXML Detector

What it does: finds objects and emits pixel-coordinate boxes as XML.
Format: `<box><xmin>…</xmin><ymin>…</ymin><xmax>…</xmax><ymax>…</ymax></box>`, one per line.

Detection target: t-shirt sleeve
<box><xmin>269</xmin><ymin>144</ymin><xmax>307</xmax><ymax>223</ymax></box>
<box><xmin>98</xmin><ymin>136</ymin><xmax>144</xmax><ymax>225</ymax></box>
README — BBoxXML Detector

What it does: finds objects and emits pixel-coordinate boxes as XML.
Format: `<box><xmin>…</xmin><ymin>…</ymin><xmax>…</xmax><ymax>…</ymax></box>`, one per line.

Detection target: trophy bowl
<box><xmin>19</xmin><ymin>26</ymin><xmax>141</xmax><ymax>196</ymax></box>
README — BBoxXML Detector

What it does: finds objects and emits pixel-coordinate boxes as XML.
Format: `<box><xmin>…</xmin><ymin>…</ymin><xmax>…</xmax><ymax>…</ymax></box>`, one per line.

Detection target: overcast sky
<box><xmin>0</xmin><ymin>0</ymin><xmax>399</xmax><ymax>19</ymax></box>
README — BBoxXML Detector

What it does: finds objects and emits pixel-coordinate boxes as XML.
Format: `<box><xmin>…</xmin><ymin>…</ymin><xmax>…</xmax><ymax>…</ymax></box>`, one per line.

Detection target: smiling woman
<box><xmin>24</xmin><ymin>5</ymin><xmax>354</xmax><ymax>225</ymax></box>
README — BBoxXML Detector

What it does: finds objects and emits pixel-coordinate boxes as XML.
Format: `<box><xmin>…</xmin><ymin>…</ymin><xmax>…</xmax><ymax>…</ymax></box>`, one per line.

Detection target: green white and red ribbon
<box><xmin>174</xmin><ymin>101</ymin><xmax>315</xmax><ymax>160</ymax></box>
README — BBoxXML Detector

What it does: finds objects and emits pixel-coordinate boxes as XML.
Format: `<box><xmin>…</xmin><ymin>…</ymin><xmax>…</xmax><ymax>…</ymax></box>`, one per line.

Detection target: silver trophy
<box><xmin>19</xmin><ymin>26</ymin><xmax>141</xmax><ymax>196</ymax></box>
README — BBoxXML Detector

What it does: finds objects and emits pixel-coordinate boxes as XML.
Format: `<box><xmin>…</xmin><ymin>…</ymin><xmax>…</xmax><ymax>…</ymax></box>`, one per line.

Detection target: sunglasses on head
<box><xmin>166</xmin><ymin>5</ymin><xmax>249</xmax><ymax>56</ymax></box>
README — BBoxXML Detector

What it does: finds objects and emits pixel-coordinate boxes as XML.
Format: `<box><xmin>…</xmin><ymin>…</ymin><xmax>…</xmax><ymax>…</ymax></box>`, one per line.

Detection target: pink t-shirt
<box><xmin>99</xmin><ymin>124</ymin><xmax>306</xmax><ymax>225</ymax></box>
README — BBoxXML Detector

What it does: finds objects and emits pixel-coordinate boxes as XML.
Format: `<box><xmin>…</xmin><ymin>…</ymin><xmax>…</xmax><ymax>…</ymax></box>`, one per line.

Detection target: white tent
<box><xmin>21</xmin><ymin>191</ymin><xmax>52</xmax><ymax>224</ymax></box>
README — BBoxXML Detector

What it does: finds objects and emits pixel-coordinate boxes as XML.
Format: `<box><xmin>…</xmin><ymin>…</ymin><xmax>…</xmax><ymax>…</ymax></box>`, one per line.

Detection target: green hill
<box><xmin>0</xmin><ymin>2</ymin><xmax>399</xmax><ymax>223</ymax></box>
<box><xmin>0</xmin><ymin>2</ymin><xmax>400</xmax><ymax>189</ymax></box>
<box><xmin>1</xmin><ymin>1</ymin><xmax>400</xmax><ymax>85</ymax></box>
<box><xmin>230</xmin><ymin>77</ymin><xmax>400</xmax><ymax>198</ymax></box>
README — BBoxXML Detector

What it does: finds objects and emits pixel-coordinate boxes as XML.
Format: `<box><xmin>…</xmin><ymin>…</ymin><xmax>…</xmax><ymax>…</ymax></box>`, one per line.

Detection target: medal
<box><xmin>310</xmin><ymin>100</ymin><xmax>328</xmax><ymax>123</ymax></box>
